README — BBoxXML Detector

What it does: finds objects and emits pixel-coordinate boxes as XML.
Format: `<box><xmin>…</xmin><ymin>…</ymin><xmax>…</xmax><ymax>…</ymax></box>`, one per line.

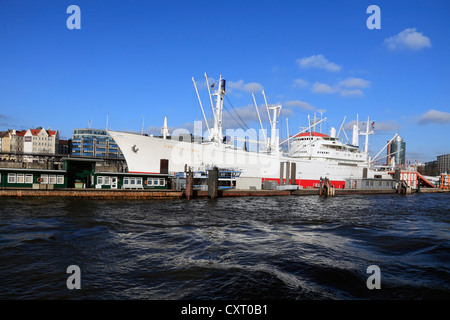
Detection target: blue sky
<box><xmin>0</xmin><ymin>0</ymin><xmax>449</xmax><ymax>162</ymax></box>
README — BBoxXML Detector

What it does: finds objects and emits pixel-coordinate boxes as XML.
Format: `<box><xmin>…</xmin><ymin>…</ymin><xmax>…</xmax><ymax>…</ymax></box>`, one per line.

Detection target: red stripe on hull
<box><xmin>261</xmin><ymin>178</ymin><xmax>345</xmax><ymax>189</ymax></box>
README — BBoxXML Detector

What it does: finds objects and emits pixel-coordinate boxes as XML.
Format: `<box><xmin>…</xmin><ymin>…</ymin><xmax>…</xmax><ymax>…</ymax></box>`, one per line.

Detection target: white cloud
<box><xmin>340</xmin><ymin>89</ymin><xmax>364</xmax><ymax>97</ymax></box>
<box><xmin>338</xmin><ymin>77</ymin><xmax>371</xmax><ymax>89</ymax></box>
<box><xmin>292</xmin><ymin>78</ymin><xmax>309</xmax><ymax>89</ymax></box>
<box><xmin>344</xmin><ymin>119</ymin><xmax>399</xmax><ymax>133</ymax></box>
<box><xmin>227</xmin><ymin>80</ymin><xmax>264</xmax><ymax>94</ymax></box>
<box><xmin>311</xmin><ymin>77</ymin><xmax>371</xmax><ymax>97</ymax></box>
<box><xmin>284</xmin><ymin>100</ymin><xmax>315</xmax><ymax>111</ymax></box>
<box><xmin>418</xmin><ymin>109</ymin><xmax>450</xmax><ymax>125</ymax></box>
<box><xmin>296</xmin><ymin>55</ymin><xmax>342</xmax><ymax>72</ymax></box>
<box><xmin>384</xmin><ymin>28</ymin><xmax>431</xmax><ymax>51</ymax></box>
<box><xmin>221</xmin><ymin>103</ymin><xmax>293</xmax><ymax>129</ymax></box>
<box><xmin>312</xmin><ymin>82</ymin><xmax>336</xmax><ymax>94</ymax></box>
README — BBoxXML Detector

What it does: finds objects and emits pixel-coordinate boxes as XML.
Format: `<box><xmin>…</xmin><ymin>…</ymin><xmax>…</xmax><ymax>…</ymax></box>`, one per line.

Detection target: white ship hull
<box><xmin>108</xmin><ymin>130</ymin><xmax>385</xmax><ymax>188</ymax></box>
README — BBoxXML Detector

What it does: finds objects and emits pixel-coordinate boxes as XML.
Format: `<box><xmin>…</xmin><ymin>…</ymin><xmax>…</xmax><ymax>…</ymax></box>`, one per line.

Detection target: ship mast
<box><xmin>211</xmin><ymin>75</ymin><xmax>226</xmax><ymax>144</ymax></box>
<box><xmin>262</xmin><ymin>90</ymin><xmax>281</xmax><ymax>153</ymax></box>
<box><xmin>359</xmin><ymin>116</ymin><xmax>374</xmax><ymax>162</ymax></box>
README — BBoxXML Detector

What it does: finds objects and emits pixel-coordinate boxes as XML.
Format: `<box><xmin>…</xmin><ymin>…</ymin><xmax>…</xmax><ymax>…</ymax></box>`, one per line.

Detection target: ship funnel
<box><xmin>329</xmin><ymin>127</ymin><xmax>336</xmax><ymax>138</ymax></box>
<box><xmin>161</xmin><ymin>116</ymin><xmax>170</xmax><ymax>139</ymax></box>
<box><xmin>352</xmin><ymin>124</ymin><xmax>359</xmax><ymax>146</ymax></box>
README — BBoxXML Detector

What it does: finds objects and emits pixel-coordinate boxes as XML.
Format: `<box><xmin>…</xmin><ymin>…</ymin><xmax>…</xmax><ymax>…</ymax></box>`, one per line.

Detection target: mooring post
<box><xmin>285</xmin><ymin>161</ymin><xmax>290</xmax><ymax>185</ymax></box>
<box><xmin>186</xmin><ymin>168</ymin><xmax>194</xmax><ymax>200</ymax></box>
<box><xmin>208</xmin><ymin>166</ymin><xmax>219</xmax><ymax>199</ymax></box>
<box><xmin>279</xmin><ymin>162</ymin><xmax>284</xmax><ymax>185</ymax></box>
<box><xmin>319</xmin><ymin>177</ymin><xmax>323</xmax><ymax>196</ymax></box>
<box><xmin>291</xmin><ymin>162</ymin><xmax>296</xmax><ymax>186</ymax></box>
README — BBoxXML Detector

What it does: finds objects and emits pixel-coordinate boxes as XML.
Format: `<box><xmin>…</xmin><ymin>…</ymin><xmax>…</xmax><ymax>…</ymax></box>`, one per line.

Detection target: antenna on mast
<box><xmin>359</xmin><ymin>116</ymin><xmax>374</xmax><ymax>162</ymax></box>
<box><xmin>317</xmin><ymin>109</ymin><xmax>326</xmax><ymax>133</ymax></box>
<box><xmin>205</xmin><ymin>73</ymin><xmax>216</xmax><ymax>122</ymax></box>
<box><xmin>211</xmin><ymin>75</ymin><xmax>226</xmax><ymax>143</ymax></box>
<box><xmin>262</xmin><ymin>90</ymin><xmax>282</xmax><ymax>152</ymax></box>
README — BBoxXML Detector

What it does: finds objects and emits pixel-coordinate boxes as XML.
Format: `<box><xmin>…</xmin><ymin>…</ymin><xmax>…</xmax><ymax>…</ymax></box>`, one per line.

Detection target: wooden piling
<box><xmin>290</xmin><ymin>162</ymin><xmax>296</xmax><ymax>186</ymax></box>
<box><xmin>279</xmin><ymin>162</ymin><xmax>284</xmax><ymax>185</ymax></box>
<box><xmin>208</xmin><ymin>167</ymin><xmax>219</xmax><ymax>199</ymax></box>
<box><xmin>285</xmin><ymin>162</ymin><xmax>290</xmax><ymax>185</ymax></box>
<box><xmin>186</xmin><ymin>169</ymin><xmax>194</xmax><ymax>200</ymax></box>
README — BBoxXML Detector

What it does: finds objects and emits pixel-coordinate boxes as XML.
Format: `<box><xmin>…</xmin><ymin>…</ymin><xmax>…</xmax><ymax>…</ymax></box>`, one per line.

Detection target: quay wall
<box><xmin>0</xmin><ymin>187</ymin><xmax>447</xmax><ymax>200</ymax></box>
<box><xmin>0</xmin><ymin>188</ymin><xmax>183</xmax><ymax>199</ymax></box>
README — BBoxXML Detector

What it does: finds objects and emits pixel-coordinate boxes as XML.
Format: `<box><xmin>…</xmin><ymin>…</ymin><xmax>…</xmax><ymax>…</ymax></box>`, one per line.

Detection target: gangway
<box><xmin>416</xmin><ymin>171</ymin><xmax>436</xmax><ymax>188</ymax></box>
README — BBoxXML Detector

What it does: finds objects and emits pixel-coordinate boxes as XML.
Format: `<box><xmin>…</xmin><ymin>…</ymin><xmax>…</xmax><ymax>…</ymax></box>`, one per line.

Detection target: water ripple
<box><xmin>1</xmin><ymin>193</ymin><xmax>449</xmax><ymax>299</ymax></box>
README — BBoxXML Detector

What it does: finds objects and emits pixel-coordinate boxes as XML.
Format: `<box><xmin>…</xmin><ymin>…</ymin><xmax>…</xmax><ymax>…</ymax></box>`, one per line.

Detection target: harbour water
<box><xmin>0</xmin><ymin>193</ymin><xmax>449</xmax><ymax>300</ymax></box>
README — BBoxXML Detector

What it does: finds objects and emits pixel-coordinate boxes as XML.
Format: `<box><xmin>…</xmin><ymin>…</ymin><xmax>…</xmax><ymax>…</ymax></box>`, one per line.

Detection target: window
<box><xmin>130</xmin><ymin>178</ymin><xmax>135</xmax><ymax>185</ymax></box>
<box><xmin>124</xmin><ymin>177</ymin><xmax>129</xmax><ymax>185</ymax></box>
<box><xmin>16</xmin><ymin>174</ymin><xmax>25</xmax><ymax>184</ymax></box>
<box><xmin>136</xmin><ymin>178</ymin><xmax>142</xmax><ymax>185</ymax></box>
<box><xmin>153</xmin><ymin>179</ymin><xmax>159</xmax><ymax>186</ymax></box>
<box><xmin>104</xmin><ymin>176</ymin><xmax>111</xmax><ymax>185</ymax></box>
<box><xmin>25</xmin><ymin>174</ymin><xmax>33</xmax><ymax>184</ymax></box>
<box><xmin>49</xmin><ymin>175</ymin><xmax>57</xmax><ymax>184</ymax></box>
<box><xmin>41</xmin><ymin>174</ymin><xmax>48</xmax><ymax>184</ymax></box>
<box><xmin>8</xmin><ymin>173</ymin><xmax>16</xmax><ymax>183</ymax></box>
<box><xmin>97</xmin><ymin>176</ymin><xmax>104</xmax><ymax>185</ymax></box>
<box><xmin>159</xmin><ymin>179</ymin><xmax>165</xmax><ymax>186</ymax></box>
<box><xmin>147</xmin><ymin>178</ymin><xmax>153</xmax><ymax>186</ymax></box>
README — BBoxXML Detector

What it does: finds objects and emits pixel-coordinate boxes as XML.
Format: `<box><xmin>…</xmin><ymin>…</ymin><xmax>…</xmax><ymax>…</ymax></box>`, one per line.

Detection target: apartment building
<box><xmin>23</xmin><ymin>127</ymin><xmax>59</xmax><ymax>154</ymax></box>
<box><xmin>71</xmin><ymin>128</ymin><xmax>123</xmax><ymax>158</ymax></box>
<box><xmin>1</xmin><ymin>129</ymin><xmax>26</xmax><ymax>160</ymax></box>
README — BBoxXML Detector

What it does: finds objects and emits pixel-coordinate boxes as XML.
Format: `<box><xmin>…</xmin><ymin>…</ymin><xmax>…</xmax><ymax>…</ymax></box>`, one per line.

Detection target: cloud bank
<box><xmin>418</xmin><ymin>109</ymin><xmax>450</xmax><ymax>125</ymax></box>
<box><xmin>296</xmin><ymin>55</ymin><xmax>342</xmax><ymax>72</ymax></box>
<box><xmin>227</xmin><ymin>80</ymin><xmax>264</xmax><ymax>94</ymax></box>
<box><xmin>384</xmin><ymin>28</ymin><xmax>431</xmax><ymax>51</ymax></box>
<box><xmin>311</xmin><ymin>77</ymin><xmax>371</xmax><ymax>97</ymax></box>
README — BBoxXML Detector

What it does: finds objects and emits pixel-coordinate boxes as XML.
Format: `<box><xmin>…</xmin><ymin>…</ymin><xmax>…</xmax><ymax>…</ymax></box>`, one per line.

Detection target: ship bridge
<box><xmin>289</xmin><ymin>131</ymin><xmax>366</xmax><ymax>163</ymax></box>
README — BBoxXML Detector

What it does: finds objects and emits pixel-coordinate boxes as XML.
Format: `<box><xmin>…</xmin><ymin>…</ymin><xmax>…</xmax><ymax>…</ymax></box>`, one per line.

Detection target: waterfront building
<box><xmin>1</xmin><ymin>130</ymin><xmax>26</xmax><ymax>160</ymax></box>
<box><xmin>93</xmin><ymin>171</ymin><xmax>168</xmax><ymax>189</ymax></box>
<box><xmin>387</xmin><ymin>135</ymin><xmax>406</xmax><ymax>166</ymax></box>
<box><xmin>0</xmin><ymin>131</ymin><xmax>8</xmax><ymax>152</ymax></box>
<box><xmin>62</xmin><ymin>158</ymin><xmax>166</xmax><ymax>189</ymax></box>
<box><xmin>58</xmin><ymin>139</ymin><xmax>71</xmax><ymax>155</ymax></box>
<box><xmin>437</xmin><ymin>154</ymin><xmax>450</xmax><ymax>174</ymax></box>
<box><xmin>0</xmin><ymin>158</ymin><xmax>167</xmax><ymax>190</ymax></box>
<box><xmin>0</xmin><ymin>167</ymin><xmax>67</xmax><ymax>188</ymax></box>
<box><xmin>424</xmin><ymin>160</ymin><xmax>439</xmax><ymax>176</ymax></box>
<box><xmin>23</xmin><ymin>127</ymin><xmax>59</xmax><ymax>155</ymax></box>
<box><xmin>71</xmin><ymin>128</ymin><xmax>123</xmax><ymax>158</ymax></box>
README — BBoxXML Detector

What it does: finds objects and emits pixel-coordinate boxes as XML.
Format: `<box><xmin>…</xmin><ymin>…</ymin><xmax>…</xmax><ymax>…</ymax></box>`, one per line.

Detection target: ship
<box><xmin>108</xmin><ymin>74</ymin><xmax>394</xmax><ymax>189</ymax></box>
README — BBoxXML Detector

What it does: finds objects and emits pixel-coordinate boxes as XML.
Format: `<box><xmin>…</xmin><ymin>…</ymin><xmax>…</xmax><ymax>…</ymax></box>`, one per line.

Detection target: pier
<box><xmin>1</xmin><ymin>185</ymin><xmax>447</xmax><ymax>200</ymax></box>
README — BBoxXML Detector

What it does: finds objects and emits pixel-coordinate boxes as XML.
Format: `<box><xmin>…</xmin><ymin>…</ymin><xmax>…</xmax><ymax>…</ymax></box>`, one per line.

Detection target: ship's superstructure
<box><xmin>108</xmin><ymin>74</ymin><xmax>393</xmax><ymax>188</ymax></box>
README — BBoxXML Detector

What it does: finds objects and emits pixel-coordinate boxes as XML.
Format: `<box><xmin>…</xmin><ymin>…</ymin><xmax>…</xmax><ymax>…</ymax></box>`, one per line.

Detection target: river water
<box><xmin>0</xmin><ymin>193</ymin><xmax>449</xmax><ymax>300</ymax></box>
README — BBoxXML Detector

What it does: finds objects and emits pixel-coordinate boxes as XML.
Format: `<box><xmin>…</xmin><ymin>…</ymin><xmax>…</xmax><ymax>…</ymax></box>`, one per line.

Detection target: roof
<box><xmin>95</xmin><ymin>171</ymin><xmax>169</xmax><ymax>177</ymax></box>
<box><xmin>27</xmin><ymin>128</ymin><xmax>57</xmax><ymax>137</ymax></box>
<box><xmin>0</xmin><ymin>168</ymin><xmax>66</xmax><ymax>173</ymax></box>
<box><xmin>294</xmin><ymin>132</ymin><xmax>329</xmax><ymax>138</ymax></box>
<box><xmin>29</xmin><ymin>129</ymin><xmax>40</xmax><ymax>136</ymax></box>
